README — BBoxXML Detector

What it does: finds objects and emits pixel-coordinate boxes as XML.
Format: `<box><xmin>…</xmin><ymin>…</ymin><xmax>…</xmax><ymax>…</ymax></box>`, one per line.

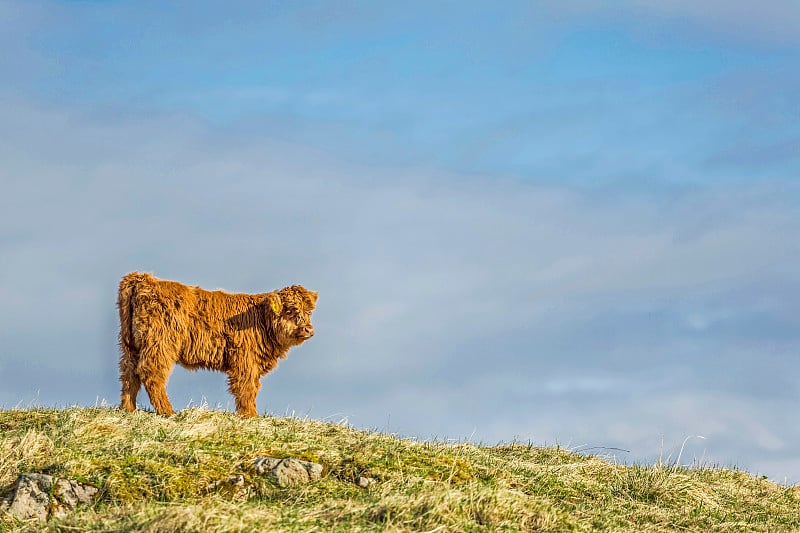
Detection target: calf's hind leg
<box><xmin>137</xmin><ymin>347</ymin><xmax>177</xmax><ymax>416</ymax></box>
<box><xmin>119</xmin><ymin>363</ymin><xmax>141</xmax><ymax>412</ymax></box>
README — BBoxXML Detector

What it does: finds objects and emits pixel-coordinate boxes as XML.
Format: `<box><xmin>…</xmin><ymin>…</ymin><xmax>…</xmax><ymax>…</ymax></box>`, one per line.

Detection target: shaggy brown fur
<box><xmin>117</xmin><ymin>272</ymin><xmax>317</xmax><ymax>418</ymax></box>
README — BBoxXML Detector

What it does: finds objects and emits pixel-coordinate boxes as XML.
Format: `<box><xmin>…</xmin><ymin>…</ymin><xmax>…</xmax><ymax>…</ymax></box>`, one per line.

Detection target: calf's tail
<box><xmin>118</xmin><ymin>272</ymin><xmax>148</xmax><ymax>411</ymax></box>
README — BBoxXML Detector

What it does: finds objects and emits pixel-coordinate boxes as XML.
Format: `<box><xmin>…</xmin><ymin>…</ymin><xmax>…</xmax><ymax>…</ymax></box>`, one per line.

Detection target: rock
<box><xmin>356</xmin><ymin>476</ymin><xmax>376</xmax><ymax>488</ymax></box>
<box><xmin>52</xmin><ymin>478</ymin><xmax>100</xmax><ymax>518</ymax></box>
<box><xmin>252</xmin><ymin>457</ymin><xmax>281</xmax><ymax>473</ymax></box>
<box><xmin>253</xmin><ymin>457</ymin><xmax>323</xmax><ymax>487</ymax></box>
<box><xmin>2</xmin><ymin>474</ymin><xmax>51</xmax><ymax>521</ymax></box>
<box><xmin>1</xmin><ymin>473</ymin><xmax>98</xmax><ymax>521</ymax></box>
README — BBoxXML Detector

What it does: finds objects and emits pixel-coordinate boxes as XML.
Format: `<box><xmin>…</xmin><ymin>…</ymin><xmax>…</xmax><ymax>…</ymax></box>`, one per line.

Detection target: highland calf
<box><xmin>117</xmin><ymin>272</ymin><xmax>317</xmax><ymax>418</ymax></box>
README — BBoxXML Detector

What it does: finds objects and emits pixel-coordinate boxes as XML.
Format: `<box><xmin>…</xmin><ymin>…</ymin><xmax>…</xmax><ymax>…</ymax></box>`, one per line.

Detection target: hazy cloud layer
<box><xmin>1</xmin><ymin>97</ymin><xmax>798</xmax><ymax>481</ymax></box>
<box><xmin>1</xmin><ymin>2</ymin><xmax>799</xmax><ymax>483</ymax></box>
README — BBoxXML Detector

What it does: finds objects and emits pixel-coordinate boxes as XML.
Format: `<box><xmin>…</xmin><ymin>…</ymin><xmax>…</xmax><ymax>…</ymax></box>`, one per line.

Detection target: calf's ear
<box><xmin>307</xmin><ymin>290</ymin><xmax>318</xmax><ymax>307</ymax></box>
<box><xmin>267</xmin><ymin>293</ymin><xmax>283</xmax><ymax>315</ymax></box>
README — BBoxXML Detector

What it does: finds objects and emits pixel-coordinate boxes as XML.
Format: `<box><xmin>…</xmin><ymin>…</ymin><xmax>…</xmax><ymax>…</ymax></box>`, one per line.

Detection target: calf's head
<box><xmin>266</xmin><ymin>285</ymin><xmax>318</xmax><ymax>347</ymax></box>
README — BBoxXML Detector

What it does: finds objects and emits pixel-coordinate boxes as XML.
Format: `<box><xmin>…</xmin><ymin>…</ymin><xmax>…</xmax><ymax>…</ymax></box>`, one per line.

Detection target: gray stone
<box><xmin>253</xmin><ymin>457</ymin><xmax>323</xmax><ymax>487</ymax></box>
<box><xmin>1</xmin><ymin>473</ymin><xmax>98</xmax><ymax>521</ymax></box>
<box><xmin>52</xmin><ymin>478</ymin><xmax>99</xmax><ymax>517</ymax></box>
<box><xmin>4</xmin><ymin>474</ymin><xmax>52</xmax><ymax>521</ymax></box>
<box><xmin>356</xmin><ymin>476</ymin><xmax>376</xmax><ymax>488</ymax></box>
<box><xmin>252</xmin><ymin>457</ymin><xmax>281</xmax><ymax>474</ymax></box>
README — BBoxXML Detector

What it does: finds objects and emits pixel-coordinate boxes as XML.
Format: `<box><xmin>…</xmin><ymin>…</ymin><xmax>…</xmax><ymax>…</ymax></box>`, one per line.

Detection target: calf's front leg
<box><xmin>227</xmin><ymin>368</ymin><xmax>261</xmax><ymax>418</ymax></box>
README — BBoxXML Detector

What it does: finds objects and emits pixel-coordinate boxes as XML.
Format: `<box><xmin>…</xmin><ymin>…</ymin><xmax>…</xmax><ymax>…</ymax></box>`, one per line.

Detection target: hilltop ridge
<box><xmin>1</xmin><ymin>407</ymin><xmax>798</xmax><ymax>532</ymax></box>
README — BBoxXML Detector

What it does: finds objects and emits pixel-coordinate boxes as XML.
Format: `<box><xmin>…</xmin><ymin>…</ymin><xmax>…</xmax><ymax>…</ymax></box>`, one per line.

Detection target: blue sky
<box><xmin>1</xmin><ymin>1</ymin><xmax>799</xmax><ymax>483</ymax></box>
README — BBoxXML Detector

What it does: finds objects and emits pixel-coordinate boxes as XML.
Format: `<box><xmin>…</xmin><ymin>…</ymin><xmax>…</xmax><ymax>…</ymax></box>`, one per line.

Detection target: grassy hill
<box><xmin>1</xmin><ymin>407</ymin><xmax>798</xmax><ymax>532</ymax></box>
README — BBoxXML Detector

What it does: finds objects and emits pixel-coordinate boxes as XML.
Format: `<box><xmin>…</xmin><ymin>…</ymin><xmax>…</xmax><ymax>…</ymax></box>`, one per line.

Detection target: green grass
<box><xmin>1</xmin><ymin>407</ymin><xmax>798</xmax><ymax>532</ymax></box>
